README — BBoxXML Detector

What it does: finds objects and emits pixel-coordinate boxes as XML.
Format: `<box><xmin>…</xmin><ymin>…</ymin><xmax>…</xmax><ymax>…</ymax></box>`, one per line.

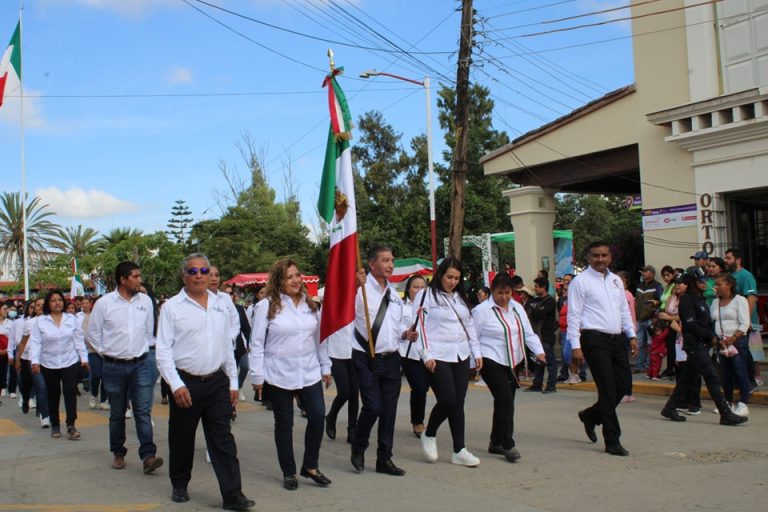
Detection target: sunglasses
<box><xmin>185</xmin><ymin>267</ymin><xmax>210</xmax><ymax>276</ymax></box>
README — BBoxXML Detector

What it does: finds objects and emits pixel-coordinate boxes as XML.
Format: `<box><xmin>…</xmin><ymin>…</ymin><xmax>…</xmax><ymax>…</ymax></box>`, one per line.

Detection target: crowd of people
<box><xmin>0</xmin><ymin>241</ymin><xmax>763</xmax><ymax>509</ymax></box>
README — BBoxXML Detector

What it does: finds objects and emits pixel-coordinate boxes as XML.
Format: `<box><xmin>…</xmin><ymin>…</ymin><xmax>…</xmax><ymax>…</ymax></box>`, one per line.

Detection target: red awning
<box><xmin>223</xmin><ymin>273</ymin><xmax>320</xmax><ymax>296</ymax></box>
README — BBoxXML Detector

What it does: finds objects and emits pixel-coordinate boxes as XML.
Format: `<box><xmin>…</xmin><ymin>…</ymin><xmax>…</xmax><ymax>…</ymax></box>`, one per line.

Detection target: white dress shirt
<box><xmin>566</xmin><ymin>266</ymin><xmax>637</xmax><ymax>349</ymax></box>
<box><xmin>327</xmin><ymin>324</ymin><xmax>353</xmax><ymax>360</ymax></box>
<box><xmin>353</xmin><ymin>273</ymin><xmax>405</xmax><ymax>355</ymax></box>
<box><xmin>28</xmin><ymin>313</ymin><xmax>88</xmax><ymax>369</ymax></box>
<box><xmin>249</xmin><ymin>293</ymin><xmax>330</xmax><ymax>390</ymax></box>
<box><xmin>0</xmin><ymin>318</ymin><xmax>12</xmax><ymax>353</ymax></box>
<box><xmin>398</xmin><ymin>299</ymin><xmax>420</xmax><ymax>361</ymax></box>
<box><xmin>155</xmin><ymin>289</ymin><xmax>238</xmax><ymax>393</ymax></box>
<box><xmin>87</xmin><ymin>290</ymin><xmax>153</xmax><ymax>359</ymax></box>
<box><xmin>7</xmin><ymin>318</ymin><xmax>23</xmax><ymax>355</ymax></box>
<box><xmin>15</xmin><ymin>317</ymin><xmax>36</xmax><ymax>360</ymax></box>
<box><xmin>413</xmin><ymin>289</ymin><xmax>481</xmax><ymax>363</ymax></box>
<box><xmin>473</xmin><ymin>298</ymin><xmax>543</xmax><ymax>367</ymax></box>
<box><xmin>214</xmin><ymin>290</ymin><xmax>241</xmax><ymax>346</ymax></box>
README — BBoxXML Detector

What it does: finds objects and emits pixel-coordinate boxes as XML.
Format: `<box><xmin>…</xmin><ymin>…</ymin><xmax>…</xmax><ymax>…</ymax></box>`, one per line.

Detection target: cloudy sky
<box><xmin>0</xmin><ymin>0</ymin><xmax>635</xmax><ymax>240</ymax></box>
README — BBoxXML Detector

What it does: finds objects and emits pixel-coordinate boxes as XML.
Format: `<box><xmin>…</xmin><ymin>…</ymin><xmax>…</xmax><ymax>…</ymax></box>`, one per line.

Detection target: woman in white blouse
<box><xmin>711</xmin><ymin>273</ymin><xmax>752</xmax><ymax>416</ymax></box>
<box><xmin>472</xmin><ymin>272</ymin><xmax>545</xmax><ymax>463</ymax></box>
<box><xmin>250</xmin><ymin>258</ymin><xmax>332</xmax><ymax>491</ymax></box>
<box><xmin>399</xmin><ymin>274</ymin><xmax>429</xmax><ymax>437</ymax></box>
<box><xmin>29</xmin><ymin>291</ymin><xmax>88</xmax><ymax>440</ymax></box>
<box><xmin>414</xmin><ymin>257</ymin><xmax>483</xmax><ymax>467</ymax></box>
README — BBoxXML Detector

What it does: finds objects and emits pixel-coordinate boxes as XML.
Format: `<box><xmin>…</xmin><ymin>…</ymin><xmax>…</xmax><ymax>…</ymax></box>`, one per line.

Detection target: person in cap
<box><xmin>635</xmin><ymin>265</ymin><xmax>663</xmax><ymax>373</ymax></box>
<box><xmin>660</xmin><ymin>268</ymin><xmax>748</xmax><ymax>427</ymax></box>
<box><xmin>689</xmin><ymin>251</ymin><xmax>709</xmax><ymax>272</ymax></box>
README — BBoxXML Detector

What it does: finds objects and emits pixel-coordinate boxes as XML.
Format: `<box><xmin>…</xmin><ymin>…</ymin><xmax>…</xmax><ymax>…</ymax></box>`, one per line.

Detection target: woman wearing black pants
<box><xmin>414</xmin><ymin>257</ymin><xmax>483</xmax><ymax>467</ymax></box>
<box><xmin>472</xmin><ymin>272</ymin><xmax>546</xmax><ymax>462</ymax></box>
<box><xmin>399</xmin><ymin>275</ymin><xmax>429</xmax><ymax>437</ymax></box>
<box><xmin>250</xmin><ymin>258</ymin><xmax>332</xmax><ymax>490</ymax></box>
<box><xmin>325</xmin><ymin>356</ymin><xmax>358</xmax><ymax>443</ymax></box>
<box><xmin>29</xmin><ymin>291</ymin><xmax>88</xmax><ymax>440</ymax></box>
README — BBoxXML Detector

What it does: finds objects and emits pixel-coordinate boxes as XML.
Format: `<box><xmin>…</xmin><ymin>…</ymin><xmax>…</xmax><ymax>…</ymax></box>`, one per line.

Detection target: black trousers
<box><xmin>665</xmin><ymin>344</ymin><xmax>730</xmax><ymax>413</ymax></box>
<box><xmin>480</xmin><ymin>358</ymin><xmax>518</xmax><ymax>449</ymax></box>
<box><xmin>579</xmin><ymin>332</ymin><xmax>631</xmax><ymax>447</ymax></box>
<box><xmin>327</xmin><ymin>357</ymin><xmax>359</xmax><ymax>433</ymax></box>
<box><xmin>677</xmin><ymin>361</ymin><xmax>702</xmax><ymax>408</ymax></box>
<box><xmin>402</xmin><ymin>358</ymin><xmax>429</xmax><ymax>425</ymax></box>
<box><xmin>41</xmin><ymin>362</ymin><xmax>81</xmax><ymax>429</ymax></box>
<box><xmin>270</xmin><ymin>380</ymin><xmax>325</xmax><ymax>476</ymax></box>
<box><xmin>532</xmin><ymin>341</ymin><xmax>557</xmax><ymax>389</ymax></box>
<box><xmin>168</xmin><ymin>371</ymin><xmax>242</xmax><ymax>499</ymax></box>
<box><xmin>425</xmin><ymin>357</ymin><xmax>470</xmax><ymax>453</ymax></box>
<box><xmin>351</xmin><ymin>350</ymin><xmax>401</xmax><ymax>462</ymax></box>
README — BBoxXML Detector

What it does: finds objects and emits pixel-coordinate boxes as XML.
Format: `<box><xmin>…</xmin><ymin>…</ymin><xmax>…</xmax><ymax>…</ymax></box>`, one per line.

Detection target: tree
<box><xmin>100</xmin><ymin>227</ymin><xmax>143</xmax><ymax>247</ymax></box>
<box><xmin>51</xmin><ymin>225</ymin><xmax>100</xmax><ymax>260</ymax></box>
<box><xmin>0</xmin><ymin>192</ymin><xmax>61</xmax><ymax>279</ymax></box>
<box><xmin>166</xmin><ymin>199</ymin><xmax>193</xmax><ymax>245</ymax></box>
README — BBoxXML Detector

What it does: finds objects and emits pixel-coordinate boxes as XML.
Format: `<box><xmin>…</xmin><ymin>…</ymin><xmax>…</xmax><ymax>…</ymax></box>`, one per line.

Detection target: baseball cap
<box><xmin>690</xmin><ymin>251</ymin><xmax>709</xmax><ymax>260</ymax></box>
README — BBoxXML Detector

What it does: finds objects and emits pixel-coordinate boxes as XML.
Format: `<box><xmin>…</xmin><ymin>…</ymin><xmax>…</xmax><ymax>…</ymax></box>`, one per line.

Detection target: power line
<box><xmin>6</xmin><ymin>87</ymin><xmax>416</xmax><ymax>99</ymax></box>
<box><xmin>190</xmin><ymin>0</ymin><xmax>453</xmax><ymax>54</ymax></box>
<box><xmin>486</xmin><ymin>0</ymin><xmax>578</xmax><ymax>19</ymax></box>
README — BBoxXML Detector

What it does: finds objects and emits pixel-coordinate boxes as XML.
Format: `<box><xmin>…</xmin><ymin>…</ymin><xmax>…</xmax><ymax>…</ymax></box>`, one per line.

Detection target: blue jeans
<box><xmin>102</xmin><ymin>354</ymin><xmax>157</xmax><ymax>460</ymax></box>
<box><xmin>88</xmin><ymin>353</ymin><xmax>107</xmax><ymax>403</ymax></box>
<box><xmin>635</xmin><ymin>320</ymin><xmax>651</xmax><ymax>370</ymax></box>
<box><xmin>237</xmin><ymin>352</ymin><xmax>249</xmax><ymax>390</ymax></box>
<box><xmin>720</xmin><ymin>336</ymin><xmax>751</xmax><ymax>404</ymax></box>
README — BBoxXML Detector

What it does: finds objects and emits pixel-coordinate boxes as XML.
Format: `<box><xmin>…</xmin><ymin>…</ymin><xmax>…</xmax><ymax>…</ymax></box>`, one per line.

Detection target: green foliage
<box><xmin>29</xmin><ymin>254</ymin><xmax>73</xmax><ymax>290</ymax></box>
<box><xmin>167</xmin><ymin>199</ymin><xmax>193</xmax><ymax>245</ymax></box>
<box><xmin>555</xmin><ymin>194</ymin><xmax>643</xmax><ymax>270</ymax></box>
<box><xmin>0</xmin><ymin>192</ymin><xmax>61</xmax><ymax>279</ymax></box>
<box><xmin>51</xmin><ymin>224</ymin><xmax>100</xmax><ymax>259</ymax></box>
<box><xmin>189</xmin><ymin>158</ymin><xmax>315</xmax><ymax>279</ymax></box>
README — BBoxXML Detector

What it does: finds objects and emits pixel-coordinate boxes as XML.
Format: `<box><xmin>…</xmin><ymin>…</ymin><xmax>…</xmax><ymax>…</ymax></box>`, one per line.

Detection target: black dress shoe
<box><xmin>605</xmin><ymin>444</ymin><xmax>629</xmax><ymax>456</ymax></box>
<box><xmin>720</xmin><ymin>413</ymin><xmax>748</xmax><ymax>426</ymax></box>
<box><xmin>523</xmin><ymin>386</ymin><xmax>542</xmax><ymax>392</ymax></box>
<box><xmin>375</xmin><ymin>459</ymin><xmax>406</xmax><ymax>476</ymax></box>
<box><xmin>661</xmin><ymin>408</ymin><xmax>686</xmax><ymax>422</ymax></box>
<box><xmin>171</xmin><ymin>487</ymin><xmax>189</xmax><ymax>503</ymax></box>
<box><xmin>300</xmin><ymin>467</ymin><xmax>332</xmax><ymax>485</ymax></box>
<box><xmin>578</xmin><ymin>410</ymin><xmax>598</xmax><ymax>443</ymax></box>
<box><xmin>350</xmin><ymin>447</ymin><xmax>364</xmax><ymax>472</ymax></box>
<box><xmin>488</xmin><ymin>443</ymin><xmax>521</xmax><ymax>462</ymax></box>
<box><xmin>223</xmin><ymin>491</ymin><xmax>255</xmax><ymax>511</ymax></box>
<box><xmin>283</xmin><ymin>475</ymin><xmax>298</xmax><ymax>491</ymax></box>
<box><xmin>325</xmin><ymin>415</ymin><xmax>336</xmax><ymax>440</ymax></box>
<box><xmin>542</xmin><ymin>387</ymin><xmax>557</xmax><ymax>394</ymax></box>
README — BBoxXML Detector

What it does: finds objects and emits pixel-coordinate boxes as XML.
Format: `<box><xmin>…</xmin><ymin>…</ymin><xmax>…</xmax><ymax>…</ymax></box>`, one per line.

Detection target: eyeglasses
<box><xmin>185</xmin><ymin>267</ymin><xmax>210</xmax><ymax>276</ymax></box>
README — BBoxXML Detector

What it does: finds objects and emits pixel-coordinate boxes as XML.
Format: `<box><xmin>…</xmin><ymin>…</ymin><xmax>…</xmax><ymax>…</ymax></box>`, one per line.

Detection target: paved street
<box><xmin>0</xmin><ymin>378</ymin><xmax>764</xmax><ymax>512</ymax></box>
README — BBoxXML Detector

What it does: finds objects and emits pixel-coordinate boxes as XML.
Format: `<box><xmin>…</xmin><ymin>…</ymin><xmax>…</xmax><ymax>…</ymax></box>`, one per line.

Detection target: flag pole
<box><xmin>19</xmin><ymin>1</ymin><xmax>29</xmax><ymax>300</ymax></box>
<box><xmin>327</xmin><ymin>48</ymin><xmax>375</xmax><ymax>359</ymax></box>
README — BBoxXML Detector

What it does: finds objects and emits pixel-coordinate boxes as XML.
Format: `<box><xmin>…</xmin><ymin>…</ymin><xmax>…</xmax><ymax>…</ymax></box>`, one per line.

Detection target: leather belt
<box><xmin>581</xmin><ymin>329</ymin><xmax>622</xmax><ymax>340</ymax></box>
<box><xmin>102</xmin><ymin>352</ymin><xmax>148</xmax><ymax>365</ymax></box>
<box><xmin>177</xmin><ymin>369</ymin><xmax>222</xmax><ymax>382</ymax></box>
<box><xmin>373</xmin><ymin>351</ymin><xmax>399</xmax><ymax>360</ymax></box>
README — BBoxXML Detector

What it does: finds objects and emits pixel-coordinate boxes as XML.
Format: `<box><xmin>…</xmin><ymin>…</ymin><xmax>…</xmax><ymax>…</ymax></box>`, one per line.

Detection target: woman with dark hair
<box><xmin>472</xmin><ymin>272</ymin><xmax>545</xmax><ymax>462</ymax></box>
<box><xmin>12</xmin><ymin>299</ymin><xmax>51</xmax><ymax>427</ymax></box>
<box><xmin>29</xmin><ymin>291</ymin><xmax>89</xmax><ymax>439</ymax></box>
<box><xmin>711</xmin><ymin>273</ymin><xmax>751</xmax><ymax>417</ymax></box>
<box><xmin>415</xmin><ymin>257</ymin><xmax>483</xmax><ymax>467</ymax></box>
<box><xmin>660</xmin><ymin>271</ymin><xmax>747</xmax><ymax>426</ymax></box>
<box><xmin>250</xmin><ymin>258</ymin><xmax>332</xmax><ymax>490</ymax></box>
<box><xmin>704</xmin><ymin>257</ymin><xmax>727</xmax><ymax>306</ymax></box>
<box><xmin>399</xmin><ymin>274</ymin><xmax>429</xmax><ymax>437</ymax></box>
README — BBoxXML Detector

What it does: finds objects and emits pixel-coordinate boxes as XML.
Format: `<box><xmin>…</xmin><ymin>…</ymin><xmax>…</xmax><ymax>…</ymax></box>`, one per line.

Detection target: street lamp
<box><xmin>359</xmin><ymin>69</ymin><xmax>438</xmax><ymax>275</ymax></box>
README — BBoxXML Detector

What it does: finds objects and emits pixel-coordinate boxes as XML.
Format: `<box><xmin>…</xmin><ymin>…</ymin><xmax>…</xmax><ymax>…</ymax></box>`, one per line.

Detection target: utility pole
<box><xmin>448</xmin><ymin>0</ymin><xmax>473</xmax><ymax>258</ymax></box>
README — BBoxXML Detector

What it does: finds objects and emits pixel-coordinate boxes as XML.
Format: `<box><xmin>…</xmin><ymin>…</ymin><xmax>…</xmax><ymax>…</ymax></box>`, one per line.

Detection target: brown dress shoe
<box><xmin>143</xmin><ymin>455</ymin><xmax>164</xmax><ymax>474</ymax></box>
<box><xmin>112</xmin><ymin>454</ymin><xmax>126</xmax><ymax>470</ymax></box>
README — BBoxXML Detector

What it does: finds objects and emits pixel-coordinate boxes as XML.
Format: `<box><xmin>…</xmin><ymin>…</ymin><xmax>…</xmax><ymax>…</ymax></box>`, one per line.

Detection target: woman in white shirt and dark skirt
<box><xmin>472</xmin><ymin>272</ymin><xmax>546</xmax><ymax>463</ymax></box>
<box><xmin>400</xmin><ymin>275</ymin><xmax>429</xmax><ymax>437</ymax></box>
<box><xmin>414</xmin><ymin>257</ymin><xmax>483</xmax><ymax>467</ymax></box>
<box><xmin>28</xmin><ymin>291</ymin><xmax>89</xmax><ymax>440</ymax></box>
<box><xmin>250</xmin><ymin>258</ymin><xmax>332</xmax><ymax>490</ymax></box>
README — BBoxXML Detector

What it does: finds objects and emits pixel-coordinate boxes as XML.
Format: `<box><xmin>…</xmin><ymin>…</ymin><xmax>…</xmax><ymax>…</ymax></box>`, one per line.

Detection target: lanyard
<box><xmin>492</xmin><ymin>305</ymin><xmax>527</xmax><ymax>382</ymax></box>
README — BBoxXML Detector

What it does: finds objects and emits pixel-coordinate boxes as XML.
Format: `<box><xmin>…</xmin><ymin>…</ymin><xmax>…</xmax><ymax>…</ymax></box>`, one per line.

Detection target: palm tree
<box><xmin>51</xmin><ymin>224</ymin><xmax>100</xmax><ymax>258</ymax></box>
<box><xmin>0</xmin><ymin>191</ymin><xmax>61</xmax><ymax>279</ymax></box>
<box><xmin>100</xmin><ymin>227</ymin><xmax>143</xmax><ymax>247</ymax></box>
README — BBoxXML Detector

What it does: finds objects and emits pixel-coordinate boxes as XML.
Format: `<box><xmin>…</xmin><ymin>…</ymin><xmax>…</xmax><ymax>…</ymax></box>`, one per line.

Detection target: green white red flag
<box><xmin>0</xmin><ymin>22</ymin><xmax>21</xmax><ymax>108</ymax></box>
<box><xmin>318</xmin><ymin>67</ymin><xmax>357</xmax><ymax>345</ymax></box>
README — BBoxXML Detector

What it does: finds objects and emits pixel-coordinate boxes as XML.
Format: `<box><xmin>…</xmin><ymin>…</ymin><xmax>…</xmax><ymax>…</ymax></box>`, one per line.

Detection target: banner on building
<box><xmin>641</xmin><ymin>203</ymin><xmax>697</xmax><ymax>231</ymax></box>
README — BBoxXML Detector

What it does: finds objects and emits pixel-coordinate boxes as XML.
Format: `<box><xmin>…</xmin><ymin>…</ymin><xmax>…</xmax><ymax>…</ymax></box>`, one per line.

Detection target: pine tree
<box><xmin>166</xmin><ymin>199</ymin><xmax>193</xmax><ymax>245</ymax></box>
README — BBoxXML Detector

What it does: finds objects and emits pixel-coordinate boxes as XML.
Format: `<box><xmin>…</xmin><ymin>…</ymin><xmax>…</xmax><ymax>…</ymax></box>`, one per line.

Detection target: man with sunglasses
<box><xmin>156</xmin><ymin>253</ymin><xmax>254</xmax><ymax>511</ymax></box>
<box><xmin>88</xmin><ymin>261</ymin><xmax>162</xmax><ymax>474</ymax></box>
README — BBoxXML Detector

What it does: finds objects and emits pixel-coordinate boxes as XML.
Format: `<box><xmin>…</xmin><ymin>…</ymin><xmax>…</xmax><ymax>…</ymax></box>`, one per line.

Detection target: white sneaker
<box><xmin>205</xmin><ymin>451</ymin><xmax>212</xmax><ymax>464</ymax></box>
<box><xmin>473</xmin><ymin>379</ymin><xmax>487</xmax><ymax>387</ymax></box>
<box><xmin>239</xmin><ymin>392</ymin><xmax>246</xmax><ymax>401</ymax></box>
<box><xmin>732</xmin><ymin>402</ymin><xmax>750</xmax><ymax>417</ymax></box>
<box><xmin>10</xmin><ymin>392</ymin><xmax>17</xmax><ymax>399</ymax></box>
<box><xmin>40</xmin><ymin>417</ymin><xmax>51</xmax><ymax>428</ymax></box>
<box><xmin>99</xmin><ymin>401</ymin><xmax>110</xmax><ymax>411</ymax></box>
<box><xmin>1</xmin><ymin>389</ymin><xmax>8</xmax><ymax>397</ymax></box>
<box><xmin>421</xmin><ymin>435</ymin><xmax>438</xmax><ymax>462</ymax></box>
<box><xmin>89</xmin><ymin>396</ymin><xmax>97</xmax><ymax>409</ymax></box>
<box><xmin>30</xmin><ymin>398</ymin><xmax>36</xmax><ymax>409</ymax></box>
<box><xmin>151</xmin><ymin>417</ymin><xmax>156</xmax><ymax>427</ymax></box>
<box><xmin>17</xmin><ymin>398</ymin><xmax>23</xmax><ymax>408</ymax></box>
<box><xmin>568</xmin><ymin>374</ymin><xmax>582</xmax><ymax>384</ymax></box>
<box><xmin>451</xmin><ymin>448</ymin><xmax>480</xmax><ymax>467</ymax></box>
<box><xmin>125</xmin><ymin>408</ymin><xmax>133</xmax><ymax>419</ymax></box>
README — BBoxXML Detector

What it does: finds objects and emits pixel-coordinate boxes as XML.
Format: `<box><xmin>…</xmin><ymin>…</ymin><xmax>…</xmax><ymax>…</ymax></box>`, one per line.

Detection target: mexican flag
<box><xmin>0</xmin><ymin>22</ymin><xmax>21</xmax><ymax>108</ymax></box>
<box><xmin>390</xmin><ymin>258</ymin><xmax>433</xmax><ymax>283</ymax></box>
<box><xmin>318</xmin><ymin>67</ymin><xmax>357</xmax><ymax>345</ymax></box>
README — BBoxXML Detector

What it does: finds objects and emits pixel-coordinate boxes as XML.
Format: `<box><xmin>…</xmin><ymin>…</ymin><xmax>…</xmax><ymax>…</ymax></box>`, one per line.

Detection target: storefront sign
<box><xmin>699</xmin><ymin>193</ymin><xmax>714</xmax><ymax>254</ymax></box>
<box><xmin>641</xmin><ymin>203</ymin><xmax>697</xmax><ymax>231</ymax></box>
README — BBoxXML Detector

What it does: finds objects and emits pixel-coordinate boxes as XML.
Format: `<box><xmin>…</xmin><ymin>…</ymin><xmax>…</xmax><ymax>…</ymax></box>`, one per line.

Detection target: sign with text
<box><xmin>642</xmin><ymin>203</ymin><xmax>697</xmax><ymax>231</ymax></box>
